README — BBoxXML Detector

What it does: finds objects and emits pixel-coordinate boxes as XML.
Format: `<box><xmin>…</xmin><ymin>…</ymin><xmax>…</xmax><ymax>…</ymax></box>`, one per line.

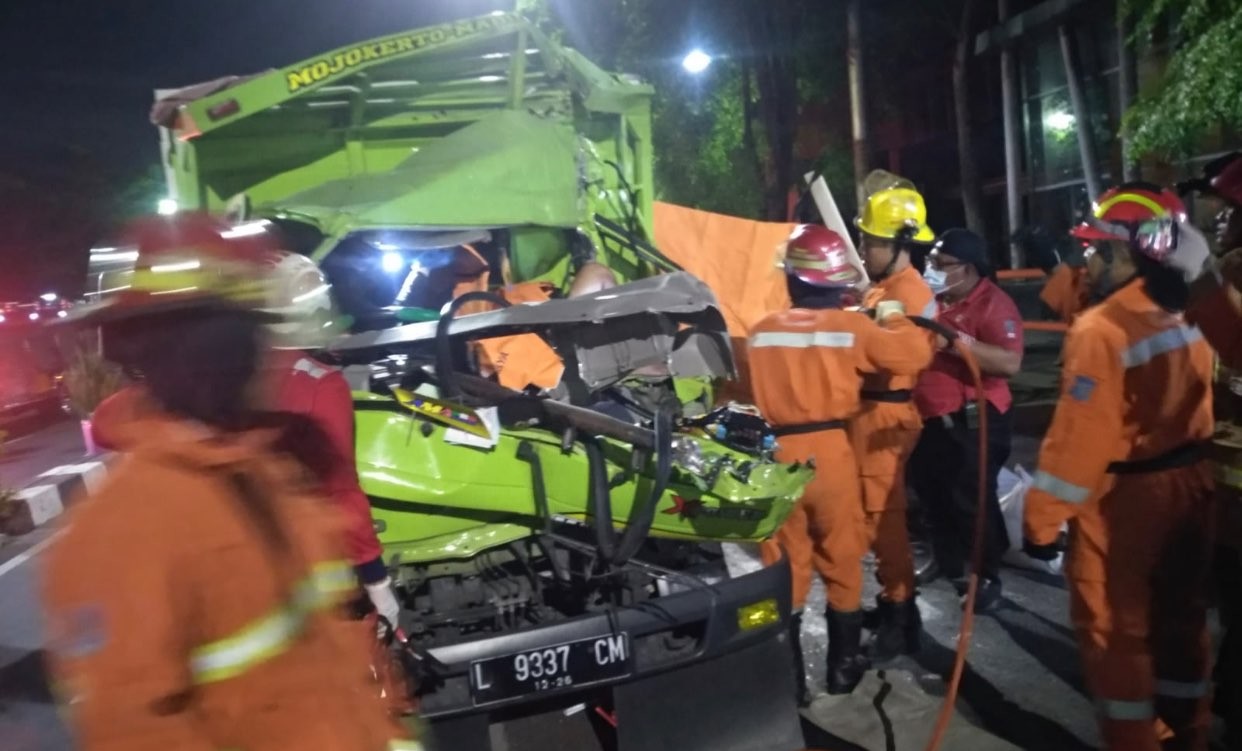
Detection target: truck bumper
<box><xmin>420</xmin><ymin>556</ymin><xmax>802</xmax><ymax>751</ymax></box>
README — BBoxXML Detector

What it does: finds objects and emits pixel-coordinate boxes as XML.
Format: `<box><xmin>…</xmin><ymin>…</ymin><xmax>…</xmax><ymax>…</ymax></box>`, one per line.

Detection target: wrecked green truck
<box><xmin>139</xmin><ymin>8</ymin><xmax>810</xmax><ymax>750</ymax></box>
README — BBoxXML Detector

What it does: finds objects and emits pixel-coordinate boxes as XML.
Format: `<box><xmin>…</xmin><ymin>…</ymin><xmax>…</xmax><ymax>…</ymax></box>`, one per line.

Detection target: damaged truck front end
<box><xmin>329</xmin><ymin>273</ymin><xmax>810</xmax><ymax>750</ymax></box>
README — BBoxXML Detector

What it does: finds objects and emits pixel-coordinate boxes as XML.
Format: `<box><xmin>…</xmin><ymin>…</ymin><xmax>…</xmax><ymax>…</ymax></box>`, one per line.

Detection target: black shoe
<box><xmin>960</xmin><ymin>577</ymin><xmax>1003</xmax><ymax>614</ymax></box>
<box><xmin>788</xmin><ymin>613</ymin><xmax>811</xmax><ymax>707</ymax></box>
<box><xmin>868</xmin><ymin>597</ymin><xmax>922</xmax><ymax>662</ymax></box>
<box><xmin>826</xmin><ymin>608</ymin><xmax>870</xmax><ymax>695</ymax></box>
<box><xmin>912</xmin><ymin>542</ymin><xmax>941</xmax><ymax>585</ymax></box>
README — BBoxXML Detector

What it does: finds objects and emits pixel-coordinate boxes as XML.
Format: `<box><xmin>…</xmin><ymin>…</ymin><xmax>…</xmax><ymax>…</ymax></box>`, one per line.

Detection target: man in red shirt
<box><xmin>909</xmin><ymin>229</ymin><xmax>1024</xmax><ymax>612</ymax></box>
<box><xmin>261</xmin><ymin>252</ymin><xmax>401</xmax><ymax>628</ymax></box>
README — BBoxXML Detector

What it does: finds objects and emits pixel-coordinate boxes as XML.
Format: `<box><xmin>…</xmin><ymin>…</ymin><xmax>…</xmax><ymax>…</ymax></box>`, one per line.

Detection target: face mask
<box><xmin>923</xmin><ymin>266</ymin><xmax>953</xmax><ymax>295</ymax></box>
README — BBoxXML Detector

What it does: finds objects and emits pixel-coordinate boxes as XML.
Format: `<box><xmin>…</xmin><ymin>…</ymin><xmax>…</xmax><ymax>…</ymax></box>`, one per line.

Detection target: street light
<box><xmin>157</xmin><ymin>198</ymin><xmax>178</xmax><ymax>216</ymax></box>
<box><xmin>40</xmin><ymin>292</ymin><xmax>58</xmax><ymax>302</ymax></box>
<box><xmin>681</xmin><ymin>49</ymin><xmax>713</xmax><ymax>75</ymax></box>
<box><xmin>1044</xmin><ymin>109</ymin><xmax>1075</xmax><ymax>133</ymax></box>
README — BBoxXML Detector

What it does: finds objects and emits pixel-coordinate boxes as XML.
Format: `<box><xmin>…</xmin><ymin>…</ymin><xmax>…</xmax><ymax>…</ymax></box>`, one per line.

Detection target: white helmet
<box><xmin>264</xmin><ymin>252</ymin><xmax>343</xmax><ymax>350</ymax></box>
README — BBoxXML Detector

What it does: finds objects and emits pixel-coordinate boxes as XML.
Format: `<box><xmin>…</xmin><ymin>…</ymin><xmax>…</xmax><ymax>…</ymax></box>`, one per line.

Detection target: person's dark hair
<box><xmin>1134</xmin><ymin>253</ymin><xmax>1190</xmax><ymax>312</ymax></box>
<box><xmin>102</xmin><ymin>306</ymin><xmax>265</xmax><ymax>430</ymax></box>
<box><xmin>934</xmin><ymin>228</ymin><xmax>993</xmax><ymax>278</ymax></box>
<box><xmin>787</xmin><ymin>275</ymin><xmax>850</xmax><ymax>309</ymax></box>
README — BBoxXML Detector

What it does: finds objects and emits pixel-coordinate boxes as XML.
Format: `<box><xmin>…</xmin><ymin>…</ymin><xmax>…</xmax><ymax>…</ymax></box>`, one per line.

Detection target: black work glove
<box><xmin>1023</xmin><ymin>538</ymin><xmax>1062</xmax><ymax>561</ymax></box>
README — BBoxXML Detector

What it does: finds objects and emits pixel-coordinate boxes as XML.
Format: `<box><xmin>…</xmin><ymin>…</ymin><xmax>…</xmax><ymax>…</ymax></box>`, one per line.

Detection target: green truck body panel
<box><xmin>354</xmin><ymin>393</ymin><xmax>810</xmax><ymax>564</ymax></box>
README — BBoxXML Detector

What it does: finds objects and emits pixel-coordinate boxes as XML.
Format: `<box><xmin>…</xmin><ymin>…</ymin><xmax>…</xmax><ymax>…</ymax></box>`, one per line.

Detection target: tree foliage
<box><xmin>580</xmin><ymin>0</ymin><xmax>851</xmax><ymax>220</ymax></box>
<box><xmin>1122</xmin><ymin>0</ymin><xmax>1242</xmax><ymax>156</ymax></box>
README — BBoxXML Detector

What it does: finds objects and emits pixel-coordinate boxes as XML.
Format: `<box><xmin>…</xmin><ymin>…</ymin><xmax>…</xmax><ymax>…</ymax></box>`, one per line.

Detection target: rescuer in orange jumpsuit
<box><xmin>42</xmin><ymin>215</ymin><xmax>413</xmax><ymax>751</ymax></box>
<box><xmin>1013</xmin><ymin>223</ymin><xmax>1093</xmax><ymax>323</ymax></box>
<box><xmin>850</xmin><ymin>186</ymin><xmax>937</xmax><ymax>661</ymax></box>
<box><xmin>1039</xmin><ymin>257</ymin><xmax>1091</xmax><ymax>323</ymax></box>
<box><xmin>449</xmin><ymin>244</ymin><xmax>565</xmax><ymax>392</ymax></box>
<box><xmin>1023</xmin><ymin>184</ymin><xmax>1216</xmax><ymax>751</ymax></box>
<box><xmin>750</xmin><ymin>224</ymin><xmax>933</xmax><ymax>699</ymax></box>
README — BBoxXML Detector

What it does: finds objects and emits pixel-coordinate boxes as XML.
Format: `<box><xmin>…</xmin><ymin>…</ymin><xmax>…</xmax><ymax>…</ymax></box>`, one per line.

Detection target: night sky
<box><xmin>0</xmin><ymin>0</ymin><xmax>613</xmax><ymax>296</ymax></box>
<box><xmin>0</xmin><ymin>0</ymin><xmax>532</xmax><ymax>174</ymax></box>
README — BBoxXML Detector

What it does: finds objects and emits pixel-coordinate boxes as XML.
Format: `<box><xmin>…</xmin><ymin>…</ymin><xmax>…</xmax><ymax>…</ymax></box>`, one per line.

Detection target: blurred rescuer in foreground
<box><xmin>1023</xmin><ymin>184</ymin><xmax>1215</xmax><ymax>751</ymax></box>
<box><xmin>42</xmin><ymin>214</ymin><xmax>415</xmax><ymax>751</ymax></box>
<box><xmin>909</xmin><ymin>229</ymin><xmax>1024</xmax><ymax>613</ymax></box>
<box><xmin>749</xmin><ymin>224</ymin><xmax>933</xmax><ymax>700</ymax></box>
<box><xmin>850</xmin><ymin>180</ymin><xmax>937</xmax><ymax>661</ymax></box>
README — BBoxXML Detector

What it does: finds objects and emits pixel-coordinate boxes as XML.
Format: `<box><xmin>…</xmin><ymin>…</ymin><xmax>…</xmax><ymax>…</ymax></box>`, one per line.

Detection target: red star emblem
<box><xmin>663</xmin><ymin>495</ymin><xmax>704</xmax><ymax>518</ymax></box>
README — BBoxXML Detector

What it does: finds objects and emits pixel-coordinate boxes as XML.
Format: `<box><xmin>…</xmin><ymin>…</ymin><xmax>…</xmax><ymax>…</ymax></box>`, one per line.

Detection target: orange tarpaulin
<box><xmin>653</xmin><ymin>202</ymin><xmax>798</xmax><ymax>403</ymax></box>
<box><xmin>653</xmin><ymin>202</ymin><xmax>796</xmax><ymax>336</ymax></box>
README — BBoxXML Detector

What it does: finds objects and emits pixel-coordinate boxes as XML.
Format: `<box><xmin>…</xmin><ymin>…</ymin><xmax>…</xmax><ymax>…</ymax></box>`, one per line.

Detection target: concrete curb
<box><xmin>4</xmin><ymin>458</ymin><xmax>112</xmax><ymax>536</ymax></box>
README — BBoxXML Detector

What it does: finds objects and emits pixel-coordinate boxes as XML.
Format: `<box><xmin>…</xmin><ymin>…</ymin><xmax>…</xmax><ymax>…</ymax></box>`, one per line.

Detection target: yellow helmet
<box><xmin>856</xmin><ymin>187</ymin><xmax>935</xmax><ymax>243</ymax></box>
<box><xmin>861</xmin><ymin>169</ymin><xmax>916</xmax><ymax>198</ymax></box>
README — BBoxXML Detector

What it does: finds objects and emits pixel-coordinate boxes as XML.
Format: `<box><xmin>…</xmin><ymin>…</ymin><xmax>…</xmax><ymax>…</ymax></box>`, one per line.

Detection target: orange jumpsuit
<box><xmin>1024</xmin><ymin>279</ymin><xmax>1215</xmax><ymax>751</ymax></box>
<box><xmin>43</xmin><ymin>405</ymin><xmax>412</xmax><ymax>751</ymax></box>
<box><xmin>452</xmin><ymin>250</ymin><xmax>564</xmax><ymax>392</ymax></box>
<box><xmin>474</xmin><ymin>281</ymin><xmax>564</xmax><ymax>391</ymax></box>
<box><xmin>750</xmin><ymin>309</ymin><xmax>933</xmax><ymax>612</ymax></box>
<box><xmin>849</xmin><ymin>266</ymin><xmax>936</xmax><ymax>604</ymax></box>
<box><xmin>1039</xmin><ymin>263</ymin><xmax>1090</xmax><ymax>323</ymax></box>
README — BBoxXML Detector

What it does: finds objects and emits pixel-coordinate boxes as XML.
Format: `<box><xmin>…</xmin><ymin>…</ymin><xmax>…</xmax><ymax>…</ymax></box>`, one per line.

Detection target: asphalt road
<box><xmin>0</xmin><ymin>526</ymin><xmax>72</xmax><ymax>751</ymax></box>
<box><xmin>0</xmin><ymin>417</ymin><xmax>89</xmax><ymax>490</ymax></box>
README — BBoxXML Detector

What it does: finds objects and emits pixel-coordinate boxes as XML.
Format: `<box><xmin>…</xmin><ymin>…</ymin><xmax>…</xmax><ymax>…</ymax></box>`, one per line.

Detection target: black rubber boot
<box><xmin>868</xmin><ymin>596</ymin><xmax>922</xmax><ymax>663</ymax></box>
<box><xmin>912</xmin><ymin>541</ymin><xmax>941</xmax><ymax>585</ymax></box>
<box><xmin>826</xmin><ymin>608</ymin><xmax>869</xmax><ymax>695</ymax></box>
<box><xmin>788</xmin><ymin>613</ymin><xmax>811</xmax><ymax>707</ymax></box>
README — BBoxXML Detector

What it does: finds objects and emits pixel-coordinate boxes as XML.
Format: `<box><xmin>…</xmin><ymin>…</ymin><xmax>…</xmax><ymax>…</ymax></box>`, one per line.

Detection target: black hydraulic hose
<box><xmin>609</xmin><ymin>403</ymin><xmax>675</xmax><ymax>567</ymax></box>
<box><xmin>584</xmin><ymin>436</ymin><xmax>619</xmax><ymax>564</ymax></box>
<box><xmin>435</xmin><ymin>291</ymin><xmax>511</xmax><ymax>399</ymax></box>
<box><xmin>593</xmin><ymin>214</ymin><xmax>683</xmax><ymax>273</ymax></box>
<box><xmin>907</xmin><ymin>314</ymin><xmax>958</xmax><ymax>343</ymax></box>
<box><xmin>516</xmin><ymin>440</ymin><xmax>570</xmax><ymax>585</ymax></box>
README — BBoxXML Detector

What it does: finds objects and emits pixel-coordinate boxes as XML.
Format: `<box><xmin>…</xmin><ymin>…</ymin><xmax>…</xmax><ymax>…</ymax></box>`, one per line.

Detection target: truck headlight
<box><xmin>737</xmin><ymin>599</ymin><xmax>780</xmax><ymax>631</ymax></box>
<box><xmin>671</xmin><ymin>436</ymin><xmax>706</xmax><ymax>475</ymax></box>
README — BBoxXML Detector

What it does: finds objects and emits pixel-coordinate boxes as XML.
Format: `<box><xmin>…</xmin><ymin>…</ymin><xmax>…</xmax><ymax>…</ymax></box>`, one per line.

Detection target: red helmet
<box><xmin>1070</xmin><ymin>183</ymin><xmax>1186</xmax><ymax>261</ymax></box>
<box><xmin>67</xmin><ymin>213</ymin><xmax>282</xmax><ymax>326</ymax></box>
<box><xmin>1212</xmin><ymin>156</ymin><xmax>1242</xmax><ymax>208</ymax></box>
<box><xmin>784</xmin><ymin>225</ymin><xmax>862</xmax><ymax>288</ymax></box>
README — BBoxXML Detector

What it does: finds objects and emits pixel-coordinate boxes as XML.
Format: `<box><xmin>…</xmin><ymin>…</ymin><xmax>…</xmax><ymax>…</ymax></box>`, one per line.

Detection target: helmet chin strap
<box><xmin>1090</xmin><ymin>268</ymin><xmax>1137</xmax><ymax>303</ymax></box>
<box><xmin>875</xmin><ymin>226</ymin><xmax>916</xmax><ymax>281</ymax></box>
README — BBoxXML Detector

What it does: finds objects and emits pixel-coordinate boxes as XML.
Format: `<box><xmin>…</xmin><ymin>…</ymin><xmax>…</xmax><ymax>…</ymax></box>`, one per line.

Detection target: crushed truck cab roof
<box><xmin>152</xmin><ymin>9</ymin><xmax>654</xmax><ymax>240</ymax></box>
